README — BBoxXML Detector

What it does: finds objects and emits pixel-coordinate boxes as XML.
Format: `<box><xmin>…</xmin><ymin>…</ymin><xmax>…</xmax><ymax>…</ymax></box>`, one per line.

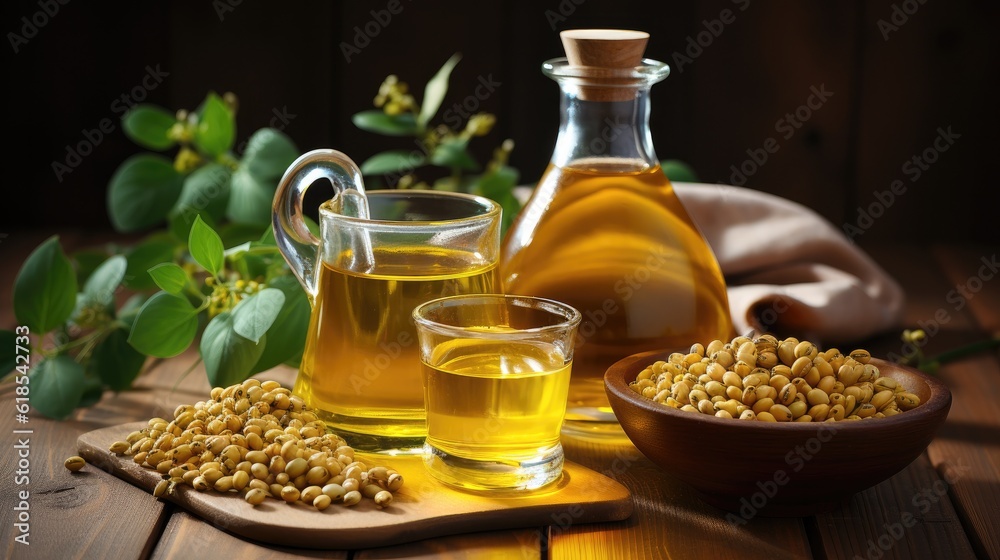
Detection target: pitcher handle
<box><xmin>272</xmin><ymin>149</ymin><xmax>366</xmax><ymax>299</ymax></box>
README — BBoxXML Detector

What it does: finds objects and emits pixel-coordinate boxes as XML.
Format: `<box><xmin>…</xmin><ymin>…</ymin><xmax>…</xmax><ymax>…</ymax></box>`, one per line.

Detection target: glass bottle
<box><xmin>501</xmin><ymin>30</ymin><xmax>733</xmax><ymax>434</ymax></box>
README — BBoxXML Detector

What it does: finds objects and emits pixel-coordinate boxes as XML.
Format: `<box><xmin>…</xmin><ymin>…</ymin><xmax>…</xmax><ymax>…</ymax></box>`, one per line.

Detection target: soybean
<box><xmin>629</xmin><ymin>335</ymin><xmax>921</xmax><ymax>423</ymax></box>
<box><xmin>64</xmin><ymin>456</ymin><xmax>86</xmax><ymax>472</ymax></box>
<box><xmin>107</xmin><ymin>380</ymin><xmax>403</xmax><ymax>509</ymax></box>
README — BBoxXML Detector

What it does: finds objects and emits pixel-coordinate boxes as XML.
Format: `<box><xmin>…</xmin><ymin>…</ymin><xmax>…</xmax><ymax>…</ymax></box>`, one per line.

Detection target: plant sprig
<box><xmin>3</xmin><ymin>92</ymin><xmax>305</xmax><ymax>419</ymax></box>
<box><xmin>896</xmin><ymin>328</ymin><xmax>1000</xmax><ymax>374</ymax></box>
<box><xmin>130</xmin><ymin>216</ymin><xmax>309</xmax><ymax>388</ymax></box>
<box><xmin>9</xmin><ymin>60</ymin><xmax>529</xmax><ymax>420</ymax></box>
<box><xmin>352</xmin><ymin>54</ymin><xmax>522</xmax><ymax>233</ymax></box>
<box><xmin>110</xmin><ymin>91</ymin><xmax>298</xmax><ymax>237</ymax></box>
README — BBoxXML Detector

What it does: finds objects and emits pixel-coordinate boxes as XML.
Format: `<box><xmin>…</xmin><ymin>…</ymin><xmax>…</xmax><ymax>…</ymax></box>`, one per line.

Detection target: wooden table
<box><xmin>1</xmin><ymin>236</ymin><xmax>997</xmax><ymax>559</ymax></box>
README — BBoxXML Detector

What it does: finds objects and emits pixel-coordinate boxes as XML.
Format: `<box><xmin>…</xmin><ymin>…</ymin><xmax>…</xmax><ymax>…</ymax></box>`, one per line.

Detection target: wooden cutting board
<box><xmin>77</xmin><ymin>422</ymin><xmax>633</xmax><ymax>550</ymax></box>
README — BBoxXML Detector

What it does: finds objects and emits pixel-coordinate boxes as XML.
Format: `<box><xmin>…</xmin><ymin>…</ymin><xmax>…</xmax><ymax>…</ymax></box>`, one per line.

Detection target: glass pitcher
<box><xmin>273</xmin><ymin>149</ymin><xmax>502</xmax><ymax>453</ymax></box>
<box><xmin>501</xmin><ymin>30</ymin><xmax>733</xmax><ymax>435</ymax></box>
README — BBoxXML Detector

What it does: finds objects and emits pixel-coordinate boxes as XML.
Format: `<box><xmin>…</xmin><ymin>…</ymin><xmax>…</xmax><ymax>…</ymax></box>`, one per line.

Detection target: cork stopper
<box><xmin>560</xmin><ymin>29</ymin><xmax>649</xmax><ymax>101</ymax></box>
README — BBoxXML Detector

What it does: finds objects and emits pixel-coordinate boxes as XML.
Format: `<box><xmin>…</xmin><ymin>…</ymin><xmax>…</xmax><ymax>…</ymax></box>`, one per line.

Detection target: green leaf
<box><xmin>1</xmin><ymin>330</ymin><xmax>17</xmax><ymax>376</ymax></box>
<box><xmin>231</xmin><ymin>252</ymin><xmax>270</xmax><ymax>283</ymax></box>
<box><xmin>83</xmin><ymin>255</ymin><xmax>127</xmax><ymax>307</ymax></box>
<box><xmin>361</xmin><ymin>150</ymin><xmax>424</xmax><ymax>175</ymax></box>
<box><xmin>123</xmin><ymin>104</ymin><xmax>177</xmax><ymax>150</ymax></box>
<box><xmin>14</xmin><ymin>236</ymin><xmax>78</xmax><ymax>333</ymax></box>
<box><xmin>432</xmin><ymin>176</ymin><xmax>460</xmax><ymax>192</ymax></box>
<box><xmin>73</xmin><ymin>249</ymin><xmax>111</xmax><ymax>287</ymax></box>
<box><xmin>108</xmin><ymin>154</ymin><xmax>184</xmax><ymax>232</ymax></box>
<box><xmin>78</xmin><ymin>373</ymin><xmax>104</xmax><ymax>408</ymax></box>
<box><xmin>128</xmin><ymin>292</ymin><xmax>199</xmax><ymax>358</ymax></box>
<box><xmin>218</xmin><ymin>222</ymin><xmax>267</xmax><ymax>248</ymax></box>
<box><xmin>419</xmin><ymin>53</ymin><xmax>462</xmax><ymax>127</ymax></box>
<box><xmin>194</xmin><ymin>92</ymin><xmax>235</xmax><ymax>157</ymax></box>
<box><xmin>430</xmin><ymin>138</ymin><xmax>479</xmax><ymax>171</ymax></box>
<box><xmin>189</xmin><ymin>216</ymin><xmax>225</xmax><ymax>276</ymax></box>
<box><xmin>252</xmin><ymin>276</ymin><xmax>310</xmax><ymax>372</ymax></box>
<box><xmin>201</xmin><ymin>312</ymin><xmax>266</xmax><ymax>387</ymax></box>
<box><xmin>471</xmin><ymin>164</ymin><xmax>521</xmax><ymax>235</ymax></box>
<box><xmin>124</xmin><ymin>235</ymin><xmax>179</xmax><ymax>290</ymax></box>
<box><xmin>304</xmin><ymin>215</ymin><xmax>321</xmax><ymax>238</ymax></box>
<box><xmin>147</xmin><ymin>263</ymin><xmax>188</xmax><ymax>295</ymax></box>
<box><xmin>29</xmin><ymin>355</ymin><xmax>84</xmax><ymax>419</ymax></box>
<box><xmin>661</xmin><ymin>159</ymin><xmax>699</xmax><ymax>183</ymax></box>
<box><xmin>227</xmin><ymin>166</ymin><xmax>274</xmax><ymax>225</ymax></box>
<box><xmin>474</xmin><ymin>165</ymin><xmax>519</xmax><ymax>196</ymax></box>
<box><xmin>170</xmin><ymin>208</ymin><xmax>218</xmax><ymax>246</ymax></box>
<box><xmin>352</xmin><ymin>110</ymin><xmax>419</xmax><ymax>136</ymax></box>
<box><xmin>242</xmin><ymin>128</ymin><xmax>298</xmax><ymax>180</ymax></box>
<box><xmin>258</xmin><ymin>225</ymin><xmax>276</xmax><ymax>246</ymax></box>
<box><xmin>89</xmin><ymin>328</ymin><xmax>147</xmax><ymax>392</ymax></box>
<box><xmin>117</xmin><ymin>294</ymin><xmax>147</xmax><ymax>329</ymax></box>
<box><xmin>169</xmin><ymin>163</ymin><xmax>232</xmax><ymax>242</ymax></box>
<box><xmin>231</xmin><ymin>288</ymin><xmax>285</xmax><ymax>343</ymax></box>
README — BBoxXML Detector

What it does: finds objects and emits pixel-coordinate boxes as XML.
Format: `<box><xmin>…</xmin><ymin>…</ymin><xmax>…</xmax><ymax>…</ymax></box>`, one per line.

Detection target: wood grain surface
<box><xmin>1</xmin><ymin>241</ymin><xmax>996</xmax><ymax>559</ymax></box>
<box><xmin>77</xmin><ymin>423</ymin><xmax>632</xmax><ymax>550</ymax></box>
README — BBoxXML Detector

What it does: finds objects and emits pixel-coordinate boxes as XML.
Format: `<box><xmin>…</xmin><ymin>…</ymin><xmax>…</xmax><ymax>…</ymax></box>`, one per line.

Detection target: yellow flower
<box><xmin>464</xmin><ymin>113</ymin><xmax>496</xmax><ymax>137</ymax></box>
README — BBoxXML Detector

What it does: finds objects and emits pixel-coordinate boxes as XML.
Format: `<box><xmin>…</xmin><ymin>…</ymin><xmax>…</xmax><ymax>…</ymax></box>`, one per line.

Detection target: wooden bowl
<box><xmin>604</xmin><ymin>351</ymin><xmax>952</xmax><ymax>517</ymax></box>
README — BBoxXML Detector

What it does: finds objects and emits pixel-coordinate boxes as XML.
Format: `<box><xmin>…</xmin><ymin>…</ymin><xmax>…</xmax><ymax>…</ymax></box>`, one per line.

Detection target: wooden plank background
<box><xmin>4</xmin><ymin>0</ymin><xmax>998</xmax><ymax>244</ymax></box>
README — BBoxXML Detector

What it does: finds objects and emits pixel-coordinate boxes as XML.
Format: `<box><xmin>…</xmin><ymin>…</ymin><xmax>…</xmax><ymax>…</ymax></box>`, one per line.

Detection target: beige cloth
<box><xmin>674</xmin><ymin>183</ymin><xmax>905</xmax><ymax>345</ymax></box>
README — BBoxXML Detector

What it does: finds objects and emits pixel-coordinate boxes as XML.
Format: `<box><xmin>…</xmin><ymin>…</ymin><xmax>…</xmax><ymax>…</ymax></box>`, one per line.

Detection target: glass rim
<box><xmin>412</xmin><ymin>294</ymin><xmax>583</xmax><ymax>339</ymax></box>
<box><xmin>542</xmin><ymin>57</ymin><xmax>670</xmax><ymax>84</ymax></box>
<box><xmin>319</xmin><ymin>189</ymin><xmax>501</xmax><ymax>228</ymax></box>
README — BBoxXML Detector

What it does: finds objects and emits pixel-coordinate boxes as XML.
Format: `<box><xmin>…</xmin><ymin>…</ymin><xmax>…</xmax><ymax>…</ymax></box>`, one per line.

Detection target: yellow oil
<box><xmin>422</xmin><ymin>338</ymin><xmax>570</xmax><ymax>490</ymax></box>
<box><xmin>293</xmin><ymin>246</ymin><xmax>498</xmax><ymax>450</ymax></box>
<box><xmin>501</xmin><ymin>161</ymin><xmax>733</xmax><ymax>417</ymax></box>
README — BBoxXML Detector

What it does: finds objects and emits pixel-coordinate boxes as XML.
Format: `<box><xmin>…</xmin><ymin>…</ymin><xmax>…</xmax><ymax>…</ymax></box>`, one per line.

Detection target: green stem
<box><xmin>75</xmin><ymin>330</ymin><xmax>107</xmax><ymax>363</ymax></box>
<box><xmin>44</xmin><ymin>329</ymin><xmax>106</xmax><ymax>358</ymax></box>
<box><xmin>217</xmin><ymin>153</ymin><xmax>240</xmax><ymax>171</ymax></box>
<box><xmin>184</xmin><ymin>282</ymin><xmax>207</xmax><ymax>299</ymax></box>
<box><xmin>171</xmin><ymin>356</ymin><xmax>203</xmax><ymax>394</ymax></box>
<box><xmin>927</xmin><ymin>337</ymin><xmax>1000</xmax><ymax>366</ymax></box>
<box><xmin>246</xmin><ymin>245</ymin><xmax>282</xmax><ymax>255</ymax></box>
<box><xmin>196</xmin><ymin>297</ymin><xmax>213</xmax><ymax>313</ymax></box>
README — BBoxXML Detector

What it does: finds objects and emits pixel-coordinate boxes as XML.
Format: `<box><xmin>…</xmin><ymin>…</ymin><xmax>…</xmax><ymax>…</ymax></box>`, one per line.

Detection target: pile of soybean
<box><xmin>629</xmin><ymin>334</ymin><xmax>921</xmax><ymax>422</ymax></box>
<box><xmin>107</xmin><ymin>379</ymin><xmax>402</xmax><ymax>509</ymax></box>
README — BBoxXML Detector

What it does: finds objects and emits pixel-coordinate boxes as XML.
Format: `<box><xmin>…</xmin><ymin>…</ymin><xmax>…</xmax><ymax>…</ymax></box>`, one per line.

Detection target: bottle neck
<box><xmin>551</xmin><ymin>86</ymin><xmax>658</xmax><ymax>170</ymax></box>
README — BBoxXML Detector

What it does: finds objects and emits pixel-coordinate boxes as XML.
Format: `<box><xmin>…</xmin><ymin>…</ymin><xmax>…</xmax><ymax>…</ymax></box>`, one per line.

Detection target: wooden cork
<box><xmin>560</xmin><ymin>29</ymin><xmax>649</xmax><ymax>101</ymax></box>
